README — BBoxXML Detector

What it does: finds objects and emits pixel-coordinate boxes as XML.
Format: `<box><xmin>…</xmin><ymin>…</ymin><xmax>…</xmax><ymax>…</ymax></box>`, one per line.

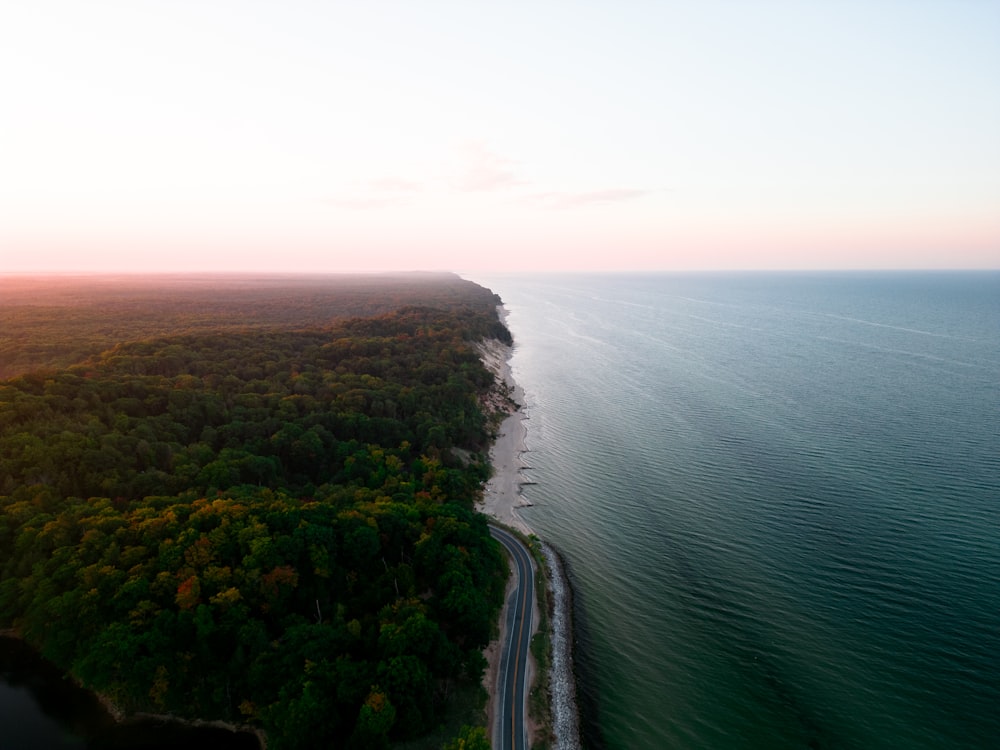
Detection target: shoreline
<box><xmin>540</xmin><ymin>542</ymin><xmax>581</xmax><ymax>750</ymax></box>
<box><xmin>0</xmin><ymin>633</ymin><xmax>264</xmax><ymax>747</ymax></box>
<box><xmin>475</xmin><ymin>336</ymin><xmax>533</xmax><ymax>536</ymax></box>
<box><xmin>477</xmin><ymin>319</ymin><xmax>581</xmax><ymax>750</ymax></box>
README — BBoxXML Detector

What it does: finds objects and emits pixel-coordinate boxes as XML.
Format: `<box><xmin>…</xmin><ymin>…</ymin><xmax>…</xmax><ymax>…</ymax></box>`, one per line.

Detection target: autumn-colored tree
<box><xmin>441</xmin><ymin>725</ymin><xmax>491</xmax><ymax>750</ymax></box>
<box><xmin>0</xmin><ymin>284</ymin><xmax>511</xmax><ymax>748</ymax></box>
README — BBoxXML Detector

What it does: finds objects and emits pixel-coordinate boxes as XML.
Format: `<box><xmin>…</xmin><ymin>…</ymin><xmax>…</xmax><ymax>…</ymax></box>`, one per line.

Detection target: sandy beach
<box><xmin>477</xmin><ymin>322</ymin><xmax>580</xmax><ymax>750</ymax></box>
<box><xmin>476</xmin><ymin>329</ymin><xmax>538</xmax><ymax>747</ymax></box>
<box><xmin>476</xmin><ymin>336</ymin><xmax>534</xmax><ymax>536</ymax></box>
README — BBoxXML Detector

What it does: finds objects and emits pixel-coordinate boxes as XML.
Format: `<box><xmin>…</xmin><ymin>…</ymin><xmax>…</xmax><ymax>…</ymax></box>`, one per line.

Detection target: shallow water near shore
<box><xmin>472</xmin><ymin>271</ymin><xmax>1000</xmax><ymax>750</ymax></box>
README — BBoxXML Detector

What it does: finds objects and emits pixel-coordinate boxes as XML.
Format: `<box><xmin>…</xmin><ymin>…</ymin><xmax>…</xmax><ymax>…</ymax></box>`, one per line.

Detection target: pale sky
<box><xmin>2</xmin><ymin>0</ymin><xmax>998</xmax><ymax>273</ymax></box>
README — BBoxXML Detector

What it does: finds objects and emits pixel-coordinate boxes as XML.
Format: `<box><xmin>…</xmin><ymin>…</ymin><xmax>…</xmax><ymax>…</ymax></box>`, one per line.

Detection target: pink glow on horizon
<box><xmin>2</xmin><ymin>3</ymin><xmax>997</xmax><ymax>275</ymax></box>
<box><xmin>3</xmin><ymin>217</ymin><xmax>997</xmax><ymax>275</ymax></box>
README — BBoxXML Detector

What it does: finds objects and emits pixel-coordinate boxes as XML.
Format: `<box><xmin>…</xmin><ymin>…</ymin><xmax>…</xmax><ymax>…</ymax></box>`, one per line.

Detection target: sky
<box><xmin>2</xmin><ymin>0</ymin><xmax>998</xmax><ymax>273</ymax></box>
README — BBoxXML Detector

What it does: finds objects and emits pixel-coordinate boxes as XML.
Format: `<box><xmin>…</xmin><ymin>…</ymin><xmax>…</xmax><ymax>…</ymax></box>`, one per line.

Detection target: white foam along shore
<box><xmin>541</xmin><ymin>543</ymin><xmax>582</xmax><ymax>750</ymax></box>
<box><xmin>476</xmin><ymin>334</ymin><xmax>533</xmax><ymax>536</ymax></box>
<box><xmin>477</xmin><ymin>315</ymin><xmax>582</xmax><ymax>750</ymax></box>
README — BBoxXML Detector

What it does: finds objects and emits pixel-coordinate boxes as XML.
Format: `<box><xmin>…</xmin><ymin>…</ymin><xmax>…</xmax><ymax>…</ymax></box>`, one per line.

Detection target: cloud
<box><xmin>520</xmin><ymin>188</ymin><xmax>651</xmax><ymax>209</ymax></box>
<box><xmin>454</xmin><ymin>142</ymin><xmax>523</xmax><ymax>192</ymax></box>
<box><xmin>323</xmin><ymin>196</ymin><xmax>409</xmax><ymax>210</ymax></box>
<box><xmin>368</xmin><ymin>177</ymin><xmax>422</xmax><ymax>193</ymax></box>
<box><xmin>323</xmin><ymin>176</ymin><xmax>423</xmax><ymax>210</ymax></box>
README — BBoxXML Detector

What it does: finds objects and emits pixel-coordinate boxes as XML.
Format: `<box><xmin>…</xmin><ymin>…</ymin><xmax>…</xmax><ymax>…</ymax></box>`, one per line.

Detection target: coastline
<box><xmin>476</xmin><ymin>335</ymin><xmax>534</xmax><ymax>536</ymax></box>
<box><xmin>0</xmin><ymin>633</ymin><xmax>263</xmax><ymax>747</ymax></box>
<box><xmin>2</xmin><ymin>308</ymin><xmax>573</xmax><ymax>750</ymax></box>
<box><xmin>477</xmin><ymin>317</ymin><xmax>581</xmax><ymax>750</ymax></box>
<box><xmin>540</xmin><ymin>543</ymin><xmax>581</xmax><ymax>750</ymax></box>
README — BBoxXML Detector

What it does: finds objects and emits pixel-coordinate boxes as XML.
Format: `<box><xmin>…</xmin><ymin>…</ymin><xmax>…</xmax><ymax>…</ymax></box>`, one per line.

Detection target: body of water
<box><xmin>474</xmin><ymin>271</ymin><xmax>1000</xmax><ymax>749</ymax></box>
<box><xmin>1</xmin><ymin>635</ymin><xmax>260</xmax><ymax>748</ymax></box>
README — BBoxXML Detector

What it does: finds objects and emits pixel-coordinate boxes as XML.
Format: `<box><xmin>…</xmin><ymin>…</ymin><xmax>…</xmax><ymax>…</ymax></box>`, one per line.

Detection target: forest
<box><xmin>0</xmin><ymin>273</ymin><xmax>512</xmax><ymax>749</ymax></box>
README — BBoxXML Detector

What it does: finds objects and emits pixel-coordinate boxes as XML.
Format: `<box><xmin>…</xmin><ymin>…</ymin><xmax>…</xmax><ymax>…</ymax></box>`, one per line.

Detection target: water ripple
<box><xmin>489</xmin><ymin>271</ymin><xmax>1000</xmax><ymax>750</ymax></box>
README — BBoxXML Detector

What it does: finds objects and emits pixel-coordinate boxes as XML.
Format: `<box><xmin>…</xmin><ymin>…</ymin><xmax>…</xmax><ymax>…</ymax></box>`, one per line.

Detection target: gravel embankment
<box><xmin>542</xmin><ymin>543</ymin><xmax>581</xmax><ymax>750</ymax></box>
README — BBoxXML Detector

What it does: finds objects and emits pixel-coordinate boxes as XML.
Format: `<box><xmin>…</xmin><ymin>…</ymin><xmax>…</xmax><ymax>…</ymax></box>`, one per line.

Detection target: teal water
<box><xmin>473</xmin><ymin>272</ymin><xmax>1000</xmax><ymax>750</ymax></box>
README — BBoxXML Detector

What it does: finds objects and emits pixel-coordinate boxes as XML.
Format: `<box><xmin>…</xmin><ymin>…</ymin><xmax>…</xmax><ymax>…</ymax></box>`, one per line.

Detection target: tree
<box><xmin>0</xmin><ymin>289</ymin><xmax>513</xmax><ymax>748</ymax></box>
<box><xmin>442</xmin><ymin>725</ymin><xmax>491</xmax><ymax>750</ymax></box>
<box><xmin>348</xmin><ymin>687</ymin><xmax>396</xmax><ymax>750</ymax></box>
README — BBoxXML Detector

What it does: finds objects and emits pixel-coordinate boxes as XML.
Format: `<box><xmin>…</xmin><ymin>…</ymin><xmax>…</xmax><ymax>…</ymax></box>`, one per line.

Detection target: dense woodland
<box><xmin>0</xmin><ymin>272</ymin><xmax>510</xmax><ymax>380</ymax></box>
<box><xmin>0</xmin><ymin>274</ymin><xmax>512</xmax><ymax>749</ymax></box>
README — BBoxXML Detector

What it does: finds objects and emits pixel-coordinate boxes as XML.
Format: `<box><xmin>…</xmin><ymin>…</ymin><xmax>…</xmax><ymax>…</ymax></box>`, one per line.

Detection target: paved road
<box><xmin>490</xmin><ymin>525</ymin><xmax>534</xmax><ymax>750</ymax></box>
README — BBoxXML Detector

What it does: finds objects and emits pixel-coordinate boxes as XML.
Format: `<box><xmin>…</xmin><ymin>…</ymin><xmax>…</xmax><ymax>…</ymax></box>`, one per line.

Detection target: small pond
<box><xmin>0</xmin><ymin>637</ymin><xmax>259</xmax><ymax>749</ymax></box>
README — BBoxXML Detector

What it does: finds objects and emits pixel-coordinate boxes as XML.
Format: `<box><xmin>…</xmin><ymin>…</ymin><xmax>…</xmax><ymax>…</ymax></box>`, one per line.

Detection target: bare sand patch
<box><xmin>476</xmin><ymin>321</ymin><xmax>581</xmax><ymax>750</ymax></box>
<box><xmin>475</xmin><ymin>336</ymin><xmax>533</xmax><ymax>537</ymax></box>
